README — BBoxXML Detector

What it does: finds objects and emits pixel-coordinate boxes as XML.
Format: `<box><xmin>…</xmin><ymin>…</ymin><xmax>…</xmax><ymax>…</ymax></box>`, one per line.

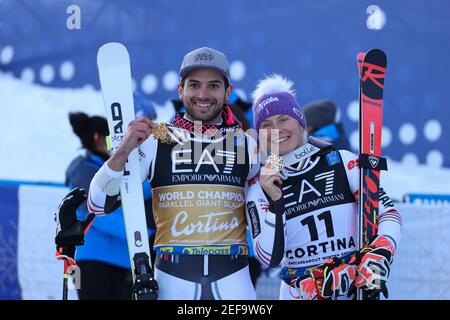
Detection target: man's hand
<box><xmin>107</xmin><ymin>117</ymin><xmax>156</xmax><ymax>171</ymax></box>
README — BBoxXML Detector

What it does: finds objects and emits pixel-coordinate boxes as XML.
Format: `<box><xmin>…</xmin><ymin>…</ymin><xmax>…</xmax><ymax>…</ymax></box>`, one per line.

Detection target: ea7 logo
<box><xmin>172</xmin><ymin>148</ymin><xmax>236</xmax><ymax>174</ymax></box>
<box><xmin>283</xmin><ymin>170</ymin><xmax>335</xmax><ymax>206</ymax></box>
<box><xmin>369</xmin><ymin>156</ymin><xmax>379</xmax><ymax>169</ymax></box>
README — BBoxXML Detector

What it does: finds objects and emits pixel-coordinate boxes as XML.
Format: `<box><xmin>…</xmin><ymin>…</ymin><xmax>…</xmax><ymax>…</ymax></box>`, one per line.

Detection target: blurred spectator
<box><xmin>134</xmin><ymin>91</ymin><xmax>157</xmax><ymax>120</ymax></box>
<box><xmin>228</xmin><ymin>89</ymin><xmax>253</xmax><ymax>130</ymax></box>
<box><xmin>303</xmin><ymin>100</ymin><xmax>351</xmax><ymax>150</ymax></box>
<box><xmin>66</xmin><ymin>112</ymin><xmax>155</xmax><ymax>299</ymax></box>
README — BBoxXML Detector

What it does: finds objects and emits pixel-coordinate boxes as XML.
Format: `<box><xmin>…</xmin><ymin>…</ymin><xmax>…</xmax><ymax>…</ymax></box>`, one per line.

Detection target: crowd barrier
<box><xmin>1</xmin><ymin>180</ymin><xmax>449</xmax><ymax>300</ymax></box>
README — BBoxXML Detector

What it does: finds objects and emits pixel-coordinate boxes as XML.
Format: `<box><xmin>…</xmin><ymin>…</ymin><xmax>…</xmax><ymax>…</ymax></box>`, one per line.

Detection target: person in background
<box><xmin>134</xmin><ymin>91</ymin><xmax>157</xmax><ymax>120</ymax></box>
<box><xmin>66</xmin><ymin>112</ymin><xmax>154</xmax><ymax>299</ymax></box>
<box><xmin>227</xmin><ymin>89</ymin><xmax>253</xmax><ymax>131</ymax></box>
<box><xmin>303</xmin><ymin>100</ymin><xmax>351</xmax><ymax>151</ymax></box>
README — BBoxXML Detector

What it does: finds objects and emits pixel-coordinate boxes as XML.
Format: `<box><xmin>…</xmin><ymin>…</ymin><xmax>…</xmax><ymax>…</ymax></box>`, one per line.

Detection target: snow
<box><xmin>382</xmin><ymin>161</ymin><xmax>450</xmax><ymax>200</ymax></box>
<box><xmin>1</xmin><ymin>72</ymin><xmax>449</xmax><ymax>200</ymax></box>
<box><xmin>0</xmin><ymin>73</ymin><xmax>174</xmax><ymax>184</ymax></box>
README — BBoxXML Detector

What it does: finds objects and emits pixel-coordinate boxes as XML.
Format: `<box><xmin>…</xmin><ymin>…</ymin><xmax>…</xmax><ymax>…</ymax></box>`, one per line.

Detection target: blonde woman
<box><xmin>246</xmin><ymin>75</ymin><xmax>401</xmax><ymax>300</ymax></box>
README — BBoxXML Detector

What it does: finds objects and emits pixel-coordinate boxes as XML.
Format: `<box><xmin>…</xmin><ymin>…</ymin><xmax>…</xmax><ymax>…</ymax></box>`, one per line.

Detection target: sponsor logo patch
<box><xmin>247</xmin><ymin>201</ymin><xmax>261</xmax><ymax>238</ymax></box>
<box><xmin>238</xmin><ymin>245</ymin><xmax>249</xmax><ymax>255</ymax></box>
<box><xmin>194</xmin><ymin>53</ymin><xmax>214</xmax><ymax>62</ymax></box>
<box><xmin>347</xmin><ymin>159</ymin><xmax>359</xmax><ymax>170</ymax></box>
<box><xmin>369</xmin><ymin>156</ymin><xmax>379</xmax><ymax>168</ymax></box>
<box><xmin>256</xmin><ymin>96</ymin><xmax>280</xmax><ymax>112</ymax></box>
<box><xmin>182</xmin><ymin>246</ymin><xmax>231</xmax><ymax>255</ymax></box>
<box><xmin>159</xmin><ymin>247</ymin><xmax>174</xmax><ymax>253</ymax></box>
<box><xmin>325</xmin><ymin>151</ymin><xmax>341</xmax><ymax>166</ymax></box>
<box><xmin>294</xmin><ymin>145</ymin><xmax>316</xmax><ymax>160</ymax></box>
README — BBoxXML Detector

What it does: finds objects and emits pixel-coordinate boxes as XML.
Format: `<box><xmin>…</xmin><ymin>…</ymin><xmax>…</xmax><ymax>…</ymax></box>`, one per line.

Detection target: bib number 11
<box><xmin>300</xmin><ymin>211</ymin><xmax>335</xmax><ymax>241</ymax></box>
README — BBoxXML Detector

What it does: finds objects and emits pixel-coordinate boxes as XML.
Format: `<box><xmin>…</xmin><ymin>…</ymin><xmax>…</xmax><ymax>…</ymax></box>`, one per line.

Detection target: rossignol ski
<box><xmin>97</xmin><ymin>42</ymin><xmax>157</xmax><ymax>300</ymax></box>
<box><xmin>357</xmin><ymin>49</ymin><xmax>388</xmax><ymax>300</ymax></box>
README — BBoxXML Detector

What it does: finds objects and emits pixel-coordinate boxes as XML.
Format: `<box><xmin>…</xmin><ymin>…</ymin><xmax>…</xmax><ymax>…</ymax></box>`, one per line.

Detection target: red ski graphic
<box><xmin>357</xmin><ymin>49</ymin><xmax>388</xmax><ymax>300</ymax></box>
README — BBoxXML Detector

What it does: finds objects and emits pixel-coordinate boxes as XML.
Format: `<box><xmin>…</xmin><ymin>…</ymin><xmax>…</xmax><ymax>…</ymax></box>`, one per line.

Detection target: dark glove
<box><xmin>54</xmin><ymin>188</ymin><xmax>95</xmax><ymax>262</ymax></box>
<box><xmin>347</xmin><ymin>235</ymin><xmax>396</xmax><ymax>299</ymax></box>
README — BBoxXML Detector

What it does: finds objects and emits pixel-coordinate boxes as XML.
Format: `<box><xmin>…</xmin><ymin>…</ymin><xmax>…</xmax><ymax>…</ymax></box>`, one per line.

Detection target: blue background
<box><xmin>1</xmin><ymin>0</ymin><xmax>449</xmax><ymax>166</ymax></box>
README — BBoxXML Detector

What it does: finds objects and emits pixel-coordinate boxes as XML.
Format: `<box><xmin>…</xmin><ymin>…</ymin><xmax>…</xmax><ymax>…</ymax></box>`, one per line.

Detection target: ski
<box><xmin>97</xmin><ymin>42</ymin><xmax>157</xmax><ymax>300</ymax></box>
<box><xmin>357</xmin><ymin>49</ymin><xmax>388</xmax><ymax>300</ymax></box>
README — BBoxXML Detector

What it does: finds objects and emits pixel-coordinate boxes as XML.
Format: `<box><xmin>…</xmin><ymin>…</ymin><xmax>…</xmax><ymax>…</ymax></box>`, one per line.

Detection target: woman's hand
<box><xmin>260</xmin><ymin>163</ymin><xmax>284</xmax><ymax>201</ymax></box>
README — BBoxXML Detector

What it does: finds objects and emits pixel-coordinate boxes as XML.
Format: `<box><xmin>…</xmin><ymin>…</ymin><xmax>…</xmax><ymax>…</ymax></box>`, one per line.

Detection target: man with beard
<box><xmin>88</xmin><ymin>47</ymin><xmax>260</xmax><ymax>299</ymax></box>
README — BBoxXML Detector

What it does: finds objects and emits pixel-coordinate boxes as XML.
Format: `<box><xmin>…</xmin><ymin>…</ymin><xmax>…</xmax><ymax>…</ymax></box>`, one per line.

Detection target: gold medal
<box><xmin>150</xmin><ymin>123</ymin><xmax>173</xmax><ymax>144</ymax></box>
<box><xmin>265</xmin><ymin>154</ymin><xmax>285</xmax><ymax>172</ymax></box>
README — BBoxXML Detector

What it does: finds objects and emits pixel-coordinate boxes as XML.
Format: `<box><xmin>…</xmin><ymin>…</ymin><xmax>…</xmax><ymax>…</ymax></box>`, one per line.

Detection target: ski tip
<box><xmin>99</xmin><ymin>42</ymin><xmax>126</xmax><ymax>51</ymax></box>
<box><xmin>364</xmin><ymin>48</ymin><xmax>387</xmax><ymax>62</ymax></box>
<box><xmin>366</xmin><ymin>48</ymin><xmax>386</xmax><ymax>55</ymax></box>
<box><xmin>97</xmin><ymin>42</ymin><xmax>129</xmax><ymax>62</ymax></box>
<box><xmin>365</xmin><ymin>49</ymin><xmax>387</xmax><ymax>70</ymax></box>
<box><xmin>357</xmin><ymin>49</ymin><xmax>387</xmax><ymax>71</ymax></box>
